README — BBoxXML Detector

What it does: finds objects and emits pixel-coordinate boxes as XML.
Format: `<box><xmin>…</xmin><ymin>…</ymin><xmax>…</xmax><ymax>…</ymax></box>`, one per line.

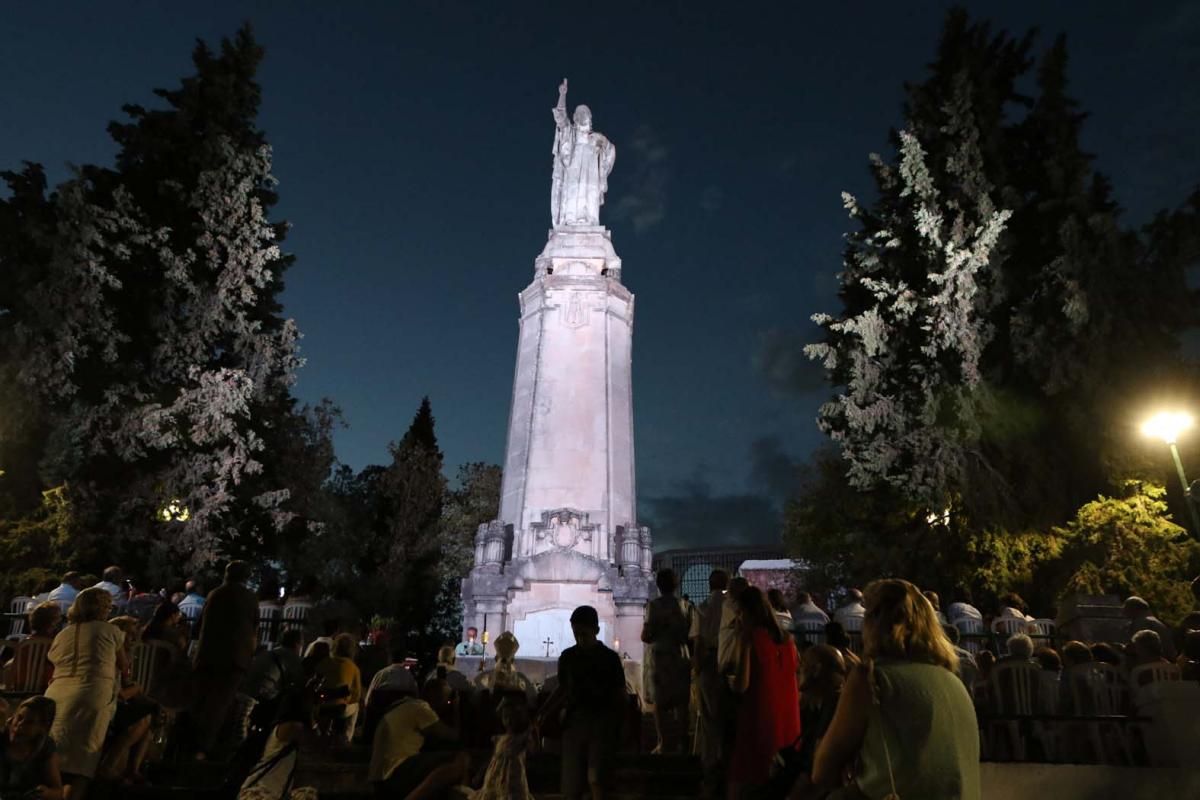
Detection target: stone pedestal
<box><xmin>461</xmin><ymin>223</ymin><xmax>653</xmax><ymax>661</ymax></box>
<box><xmin>1056</xmin><ymin>594</ymin><xmax>1127</xmax><ymax>644</ymax></box>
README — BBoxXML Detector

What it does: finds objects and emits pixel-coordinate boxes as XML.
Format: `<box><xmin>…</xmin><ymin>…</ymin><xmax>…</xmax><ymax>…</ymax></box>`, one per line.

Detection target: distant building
<box><xmin>653</xmin><ymin>545</ymin><xmax>787</xmax><ymax>601</ymax></box>
<box><xmin>739</xmin><ymin>558</ymin><xmax>808</xmax><ymax>596</ymax></box>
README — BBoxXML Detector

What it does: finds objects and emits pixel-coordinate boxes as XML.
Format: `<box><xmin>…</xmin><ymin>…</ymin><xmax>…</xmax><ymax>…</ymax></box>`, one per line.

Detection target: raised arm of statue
<box><xmin>552</xmin><ymin>78</ymin><xmax>569</xmax><ymax>130</ymax></box>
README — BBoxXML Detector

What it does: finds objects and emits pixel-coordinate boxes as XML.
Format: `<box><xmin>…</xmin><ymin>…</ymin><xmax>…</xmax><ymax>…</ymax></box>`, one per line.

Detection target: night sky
<box><xmin>4</xmin><ymin>2</ymin><xmax>1198</xmax><ymax>548</ymax></box>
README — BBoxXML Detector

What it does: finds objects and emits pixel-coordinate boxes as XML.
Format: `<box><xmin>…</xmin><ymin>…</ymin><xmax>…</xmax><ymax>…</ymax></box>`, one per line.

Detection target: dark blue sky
<box><xmin>3</xmin><ymin>2</ymin><xmax>1198</xmax><ymax>547</ymax></box>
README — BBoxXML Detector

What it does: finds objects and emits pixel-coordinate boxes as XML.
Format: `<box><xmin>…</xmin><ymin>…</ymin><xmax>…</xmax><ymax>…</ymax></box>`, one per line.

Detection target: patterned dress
<box><xmin>473</xmin><ymin>730</ymin><xmax>533</xmax><ymax>800</ymax></box>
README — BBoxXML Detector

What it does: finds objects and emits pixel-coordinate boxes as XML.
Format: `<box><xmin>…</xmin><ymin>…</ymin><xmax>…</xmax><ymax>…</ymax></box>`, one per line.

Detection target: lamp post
<box><xmin>1141</xmin><ymin>411</ymin><xmax>1200</xmax><ymax>537</ymax></box>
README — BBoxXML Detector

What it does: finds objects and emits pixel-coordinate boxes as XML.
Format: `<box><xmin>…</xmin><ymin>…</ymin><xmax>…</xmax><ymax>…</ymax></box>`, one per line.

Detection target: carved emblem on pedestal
<box><xmin>531</xmin><ymin>508</ymin><xmax>596</xmax><ymax>552</ymax></box>
<box><xmin>563</xmin><ymin>291</ymin><xmax>589</xmax><ymax>329</ymax></box>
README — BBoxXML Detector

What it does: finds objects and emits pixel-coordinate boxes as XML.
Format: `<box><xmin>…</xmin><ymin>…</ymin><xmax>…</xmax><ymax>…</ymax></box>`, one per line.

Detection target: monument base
<box><xmin>462</xmin><ymin>549</ymin><xmax>653</xmax><ymax>663</ymax></box>
<box><xmin>455</xmin><ymin>655</ymin><xmax>644</xmax><ymax>699</ymax></box>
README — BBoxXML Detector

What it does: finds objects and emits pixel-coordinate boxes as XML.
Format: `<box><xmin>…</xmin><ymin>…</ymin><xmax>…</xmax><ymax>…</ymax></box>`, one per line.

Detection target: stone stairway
<box><xmin>134</xmin><ymin>746</ymin><xmax>702</xmax><ymax>799</ymax></box>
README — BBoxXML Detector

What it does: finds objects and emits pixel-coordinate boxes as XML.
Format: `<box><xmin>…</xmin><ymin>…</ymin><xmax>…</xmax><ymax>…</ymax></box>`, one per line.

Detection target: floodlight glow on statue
<box><xmin>460</xmin><ymin>81</ymin><xmax>653</xmax><ymax>669</ymax></box>
<box><xmin>550</xmin><ymin>79</ymin><xmax>616</xmax><ymax>228</ymax></box>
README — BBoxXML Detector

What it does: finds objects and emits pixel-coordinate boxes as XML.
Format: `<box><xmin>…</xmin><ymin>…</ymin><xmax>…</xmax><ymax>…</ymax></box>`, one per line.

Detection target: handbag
<box><xmin>866</xmin><ymin>661</ymin><xmax>900</xmax><ymax>800</ymax></box>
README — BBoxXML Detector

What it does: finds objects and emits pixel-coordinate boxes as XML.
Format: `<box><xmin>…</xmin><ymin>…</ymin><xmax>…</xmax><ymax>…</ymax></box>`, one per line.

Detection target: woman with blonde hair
<box><xmin>44</xmin><ymin>587</ymin><xmax>128</xmax><ymax>799</ymax></box>
<box><xmin>797</xmin><ymin>579</ymin><xmax>979</xmax><ymax>800</ymax></box>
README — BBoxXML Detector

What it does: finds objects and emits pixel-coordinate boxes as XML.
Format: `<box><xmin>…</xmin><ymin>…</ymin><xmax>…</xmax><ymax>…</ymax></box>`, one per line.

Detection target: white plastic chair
<box><xmin>129</xmin><ymin>640</ymin><xmax>175</xmax><ymax>699</ymax></box>
<box><xmin>8</xmin><ymin>638</ymin><xmax>52</xmax><ymax>692</ymax></box>
<box><xmin>1065</xmin><ymin>663</ymin><xmax>1133</xmax><ymax>764</ymax></box>
<box><xmin>1129</xmin><ymin>662</ymin><xmax>1182</xmax><ymax>691</ymax></box>
<box><xmin>792</xmin><ymin>619</ymin><xmax>825</xmax><ymax>647</ymax></box>
<box><xmin>7</xmin><ymin>596</ymin><xmax>33</xmax><ymax>638</ymax></box>
<box><xmin>989</xmin><ymin>662</ymin><xmax>1051</xmax><ymax>760</ymax></box>
<box><xmin>954</xmin><ymin>616</ymin><xmax>988</xmax><ymax>655</ymax></box>
<box><xmin>991</xmin><ymin>617</ymin><xmax>1030</xmax><ymax>656</ymax></box>
<box><xmin>281</xmin><ymin>602</ymin><xmax>312</xmax><ymax>636</ymax></box>
<box><xmin>1029</xmin><ymin>618</ymin><xmax>1057</xmax><ymax>647</ymax></box>
<box><xmin>258</xmin><ymin>603</ymin><xmax>281</xmax><ymax>647</ymax></box>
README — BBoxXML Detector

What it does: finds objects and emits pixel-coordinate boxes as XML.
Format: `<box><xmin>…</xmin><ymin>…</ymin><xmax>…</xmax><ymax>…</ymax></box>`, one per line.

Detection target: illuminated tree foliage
<box><xmin>795</xmin><ymin>10</ymin><xmax>1200</xmax><ymax>609</ymax></box>
<box><xmin>0</xmin><ymin>27</ymin><xmax>323</xmax><ymax>576</ymax></box>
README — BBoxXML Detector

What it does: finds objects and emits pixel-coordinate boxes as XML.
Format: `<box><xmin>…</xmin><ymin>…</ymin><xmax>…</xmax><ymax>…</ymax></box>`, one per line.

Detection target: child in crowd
<box><xmin>473</xmin><ymin>692</ymin><xmax>535</xmax><ymax>800</ymax></box>
<box><xmin>0</xmin><ymin>695</ymin><xmax>64</xmax><ymax>798</ymax></box>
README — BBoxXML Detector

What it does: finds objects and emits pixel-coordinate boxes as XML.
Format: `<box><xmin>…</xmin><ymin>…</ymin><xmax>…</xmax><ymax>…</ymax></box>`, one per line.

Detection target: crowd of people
<box><xmin>1</xmin><ymin>562</ymin><xmax>1197</xmax><ymax>800</ymax></box>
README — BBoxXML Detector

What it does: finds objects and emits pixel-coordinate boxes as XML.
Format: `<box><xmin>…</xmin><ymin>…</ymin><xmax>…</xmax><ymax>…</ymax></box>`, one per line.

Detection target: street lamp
<box><xmin>1141</xmin><ymin>411</ymin><xmax>1200</xmax><ymax>536</ymax></box>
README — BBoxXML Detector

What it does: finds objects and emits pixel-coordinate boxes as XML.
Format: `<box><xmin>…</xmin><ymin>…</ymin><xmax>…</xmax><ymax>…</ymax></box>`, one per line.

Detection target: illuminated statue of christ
<box><xmin>550</xmin><ymin>79</ymin><xmax>616</xmax><ymax>227</ymax></box>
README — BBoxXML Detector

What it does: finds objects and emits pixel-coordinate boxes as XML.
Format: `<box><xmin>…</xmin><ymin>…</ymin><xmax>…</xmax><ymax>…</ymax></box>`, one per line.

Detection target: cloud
<box><xmin>639</xmin><ymin>438</ymin><xmax>805</xmax><ymax>550</ymax></box>
<box><xmin>699</xmin><ymin>185</ymin><xmax>724</xmax><ymax>214</ymax></box>
<box><xmin>611</xmin><ymin>125</ymin><xmax>669</xmax><ymax>233</ymax></box>
<box><xmin>639</xmin><ymin>475</ymin><xmax>781</xmax><ymax>551</ymax></box>
<box><xmin>754</xmin><ymin>326</ymin><xmax>829</xmax><ymax>397</ymax></box>
<box><xmin>749</xmin><ymin>435</ymin><xmax>804</xmax><ymax>502</ymax></box>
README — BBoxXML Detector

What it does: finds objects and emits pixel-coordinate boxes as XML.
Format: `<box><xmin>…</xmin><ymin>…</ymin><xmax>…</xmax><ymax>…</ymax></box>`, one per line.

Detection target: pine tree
<box><xmin>379</xmin><ymin>398</ymin><xmax>447</xmax><ymax>632</ymax></box>
<box><xmin>427</xmin><ymin>462</ymin><xmax>501</xmax><ymax>641</ymax></box>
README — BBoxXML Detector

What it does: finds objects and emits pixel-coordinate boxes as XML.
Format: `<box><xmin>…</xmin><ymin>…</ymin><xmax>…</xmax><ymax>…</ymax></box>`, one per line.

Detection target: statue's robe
<box><xmin>556</xmin><ymin>129</ymin><xmax>614</xmax><ymax>226</ymax></box>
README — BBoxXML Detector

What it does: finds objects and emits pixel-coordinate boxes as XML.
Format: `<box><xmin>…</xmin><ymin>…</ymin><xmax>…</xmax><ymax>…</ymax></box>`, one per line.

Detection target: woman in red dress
<box><xmin>728</xmin><ymin>586</ymin><xmax>801</xmax><ymax>799</ymax></box>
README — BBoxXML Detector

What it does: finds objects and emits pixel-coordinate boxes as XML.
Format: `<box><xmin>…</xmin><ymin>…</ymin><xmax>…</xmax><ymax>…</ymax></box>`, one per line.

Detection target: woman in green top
<box><xmin>794</xmin><ymin>579</ymin><xmax>980</xmax><ymax>800</ymax></box>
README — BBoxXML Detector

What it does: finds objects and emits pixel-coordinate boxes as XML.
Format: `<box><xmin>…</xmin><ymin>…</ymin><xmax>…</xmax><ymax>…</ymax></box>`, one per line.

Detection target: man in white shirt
<box><xmin>369</xmin><ymin>680</ymin><xmax>467</xmax><ymax>797</ymax></box>
<box><xmin>997</xmin><ymin>592</ymin><xmax>1035</xmax><ymax>623</ymax></box>
<box><xmin>454</xmin><ymin>627</ymin><xmax>485</xmax><ymax>657</ymax></box>
<box><xmin>178</xmin><ymin>579</ymin><xmax>206</xmax><ymax>618</ymax></box>
<box><xmin>832</xmin><ymin>589</ymin><xmax>865</xmax><ymax>630</ymax></box>
<box><xmin>946</xmin><ymin>588</ymin><xmax>983</xmax><ymax>623</ymax></box>
<box><xmin>47</xmin><ymin>572</ymin><xmax>83</xmax><ymax>614</ymax></box>
<box><xmin>93</xmin><ymin>566</ymin><xmax>125</xmax><ymax>603</ymax></box>
<box><xmin>303</xmin><ymin>618</ymin><xmax>340</xmax><ymax>658</ymax></box>
<box><xmin>422</xmin><ymin>646</ymin><xmax>473</xmax><ymax>695</ymax></box>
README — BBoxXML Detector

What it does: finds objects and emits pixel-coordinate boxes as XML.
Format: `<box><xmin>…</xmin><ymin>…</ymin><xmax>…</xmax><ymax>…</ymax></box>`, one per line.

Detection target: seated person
<box><xmin>301</xmin><ymin>641</ymin><xmax>331</xmax><ymax>680</ymax></box>
<box><xmin>238</xmin><ymin>693</ymin><xmax>319</xmax><ymax>800</ymax></box>
<box><xmin>923</xmin><ymin>590</ymin><xmax>948</xmax><ymax>625</ymax></box>
<box><xmin>303</xmin><ymin>619</ymin><xmax>340</xmax><ymax>659</ymax></box>
<box><xmin>823</xmin><ymin>621</ymin><xmax>860</xmax><ymax>667</ymax></box>
<box><xmin>0</xmin><ymin>696</ymin><xmax>64</xmax><ymax>799</ymax></box>
<box><xmin>99</xmin><ymin>616</ymin><xmax>156</xmax><ymax>784</ymax></box>
<box><xmin>1034</xmin><ymin>646</ymin><xmax>1062</xmax><ymax>673</ymax></box>
<box><xmin>4</xmin><ymin>601</ymin><xmax>62</xmax><ymax>691</ymax></box>
<box><xmin>369</xmin><ymin>677</ymin><xmax>469</xmax><ymax>799</ymax></box>
<box><xmin>424</xmin><ymin>646</ymin><xmax>473</xmax><ymax>695</ymax></box>
<box><xmin>946</xmin><ymin>588</ymin><xmax>982</xmax><ymax>623</ymax></box>
<box><xmin>314</xmin><ymin>634</ymin><xmax>363</xmax><ymax>745</ymax></box>
<box><xmin>1000</xmin><ymin>633</ymin><xmax>1035</xmax><ymax>664</ymax></box>
<box><xmin>942</xmin><ymin>625</ymin><xmax>979</xmax><ymax>690</ymax></box>
<box><xmin>996</xmin><ymin>592</ymin><xmax>1035</xmax><ymax>623</ymax></box>
<box><xmin>242</xmin><ymin>629</ymin><xmax>305</xmax><ymax>734</ymax></box>
<box><xmin>455</xmin><ymin>628</ymin><xmax>485</xmax><ymax>657</ymax></box>
<box><xmin>1058</xmin><ymin>640</ymin><xmax>1095</xmax><ymax>714</ymax></box>
<box><xmin>792</xmin><ymin>644</ymin><xmax>847</xmax><ymax>790</ymax></box>
<box><xmin>142</xmin><ymin>601</ymin><xmax>189</xmax><ymax>657</ymax></box>
<box><xmin>1090</xmin><ymin>642</ymin><xmax>1123</xmax><ymax>667</ymax></box>
<box><xmin>364</xmin><ymin>646</ymin><xmax>419</xmax><ymax>743</ymax></box>
<box><xmin>1129</xmin><ymin>629</ymin><xmax>1172</xmax><ymax>680</ymax></box>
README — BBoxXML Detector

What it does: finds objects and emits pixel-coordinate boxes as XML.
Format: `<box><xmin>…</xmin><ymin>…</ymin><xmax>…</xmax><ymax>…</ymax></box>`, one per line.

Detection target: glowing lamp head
<box><xmin>1142</xmin><ymin>411</ymin><xmax>1194</xmax><ymax>445</ymax></box>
